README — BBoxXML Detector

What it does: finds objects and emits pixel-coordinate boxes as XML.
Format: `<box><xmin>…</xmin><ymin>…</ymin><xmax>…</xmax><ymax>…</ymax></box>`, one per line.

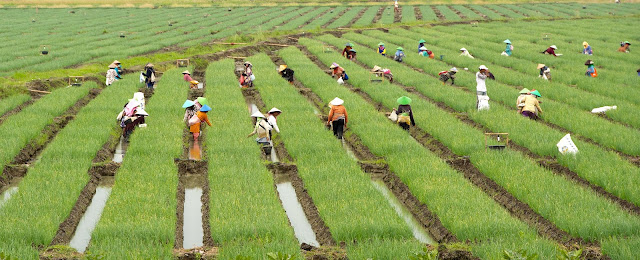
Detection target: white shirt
<box><xmin>267</xmin><ymin>115</ymin><xmax>280</xmax><ymax>133</ymax></box>
<box><xmin>476</xmin><ymin>72</ymin><xmax>487</xmax><ymax>92</ymax></box>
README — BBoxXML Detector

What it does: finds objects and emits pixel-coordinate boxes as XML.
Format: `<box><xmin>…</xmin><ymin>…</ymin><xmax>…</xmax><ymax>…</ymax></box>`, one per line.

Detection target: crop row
<box><xmin>282</xmin><ymin>42</ymin><xmax>559</xmax><ymax>258</ymax></box>
<box><xmin>327</xmin><ymin>7</ymin><xmax>364</xmax><ymax>28</ymax></box>
<box><xmin>88</xmin><ymin>68</ymin><xmax>186</xmax><ymax>258</ymax></box>
<box><xmin>312</xmin><ymin>35</ymin><xmax>640</xmax><ymax>256</ymax></box>
<box><xmin>250</xmin><ymin>53</ymin><xmax>425</xmax><ymax>258</ymax></box>
<box><xmin>203</xmin><ymin>59</ymin><xmax>300</xmax><ymax>258</ymax></box>
<box><xmin>0</xmin><ymin>94</ymin><xmax>30</xmax><ymax>116</ymax></box>
<box><xmin>451</xmin><ymin>5</ymin><xmax>483</xmax><ymax>20</ymax></box>
<box><xmin>303</xmin><ymin>7</ymin><xmax>346</xmax><ymax>29</ymax></box>
<box><xmin>330</xmin><ymin>31</ymin><xmax>640</xmax><ymax>215</ymax></box>
<box><xmin>0</xmin><ymin>78</ymin><xmax>138</xmax><ymax>258</ymax></box>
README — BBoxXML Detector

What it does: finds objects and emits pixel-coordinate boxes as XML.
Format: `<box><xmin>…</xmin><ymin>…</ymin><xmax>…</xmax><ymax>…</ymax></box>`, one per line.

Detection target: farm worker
<box><xmin>476</xmin><ymin>65</ymin><xmax>489</xmax><ymax>110</ymax></box>
<box><xmin>195</xmin><ymin>97</ymin><xmax>208</xmax><ymax>111</ymax></box>
<box><xmin>618</xmin><ymin>41</ymin><xmax>631</xmax><ymax>53</ymax></box>
<box><xmin>503</xmin><ymin>39</ymin><xmax>513</xmax><ymax>56</ymax></box>
<box><xmin>182</xmin><ymin>100</ymin><xmax>196</xmax><ymax>126</ymax></box>
<box><xmin>418</xmin><ymin>39</ymin><xmax>426</xmax><ymax>53</ymax></box>
<box><xmin>112</xmin><ymin>60</ymin><xmax>122</xmax><ymax>80</ymax></box>
<box><xmin>327</xmin><ymin>97</ymin><xmax>348</xmax><ymax>140</ymax></box>
<box><xmin>342</xmin><ymin>43</ymin><xmax>353</xmax><ymax>57</ymax></box>
<box><xmin>516</xmin><ymin>88</ymin><xmax>530</xmax><ymax>114</ymax></box>
<box><xmin>521</xmin><ymin>90</ymin><xmax>542</xmax><ymax>120</ymax></box>
<box><xmin>347</xmin><ymin>49</ymin><xmax>357</xmax><ymax>61</ymax></box>
<box><xmin>394</xmin><ymin>0</ymin><xmax>399</xmax><ymax>13</ymax></box>
<box><xmin>122</xmin><ymin>108</ymin><xmax>148</xmax><ymax>142</ymax></box>
<box><xmin>438</xmin><ymin>67</ymin><xmax>458</xmax><ymax>85</ymax></box>
<box><xmin>182</xmin><ymin>70</ymin><xmax>199</xmax><ymax>89</ymax></box>
<box><xmin>378</xmin><ymin>42</ymin><xmax>386</xmax><ymax>56</ymax></box>
<box><xmin>637</xmin><ymin>68</ymin><xmax>640</xmax><ymax>76</ymax></box>
<box><xmin>459</xmin><ymin>48</ymin><xmax>474</xmax><ymax>59</ymax></box>
<box><xmin>278</xmin><ymin>65</ymin><xmax>295</xmax><ymax>84</ymax></box>
<box><xmin>330</xmin><ymin>63</ymin><xmax>348</xmax><ymax>83</ymax></box>
<box><xmin>190</xmin><ymin>105</ymin><xmax>212</xmax><ymax>142</ymax></box>
<box><xmin>371</xmin><ymin>65</ymin><xmax>393</xmax><ymax>82</ymax></box>
<box><xmin>537</xmin><ymin>64</ymin><xmax>551</xmax><ymax>80</ymax></box>
<box><xmin>394</xmin><ymin>47</ymin><xmax>405</xmax><ymax>62</ymax></box>
<box><xmin>143</xmin><ymin>63</ymin><xmax>156</xmax><ymax>90</ymax></box>
<box><xmin>541</xmin><ymin>45</ymin><xmax>559</xmax><ymax>56</ymax></box>
<box><xmin>106</xmin><ymin>63</ymin><xmax>117</xmax><ymax>86</ymax></box>
<box><xmin>243</xmin><ymin>61</ymin><xmax>254</xmax><ymax>87</ymax></box>
<box><xmin>247</xmin><ymin>110</ymin><xmax>272</xmax><ymax>145</ymax></box>
<box><xmin>582</xmin><ymin>42</ymin><xmax>593</xmax><ymax>55</ymax></box>
<box><xmin>585</xmin><ymin>60</ymin><xmax>597</xmax><ymax>77</ymax></box>
<box><xmin>396</xmin><ymin>96</ymin><xmax>415</xmax><ymax>130</ymax></box>
<box><xmin>267</xmin><ymin>107</ymin><xmax>282</xmax><ymax>134</ymax></box>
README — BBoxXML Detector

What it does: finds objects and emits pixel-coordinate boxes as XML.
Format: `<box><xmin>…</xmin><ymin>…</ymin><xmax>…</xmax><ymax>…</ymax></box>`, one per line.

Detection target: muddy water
<box><xmin>371</xmin><ymin>180</ymin><xmax>434</xmax><ymax>244</ymax></box>
<box><xmin>270</xmin><ymin>142</ymin><xmax>279</xmax><ymax>163</ymax></box>
<box><xmin>69</xmin><ymin>185</ymin><xmax>113</xmax><ymax>252</ymax></box>
<box><xmin>341</xmin><ymin>139</ymin><xmax>358</xmax><ymax>161</ymax></box>
<box><xmin>276</xmin><ymin>182</ymin><xmax>320</xmax><ymax>247</ymax></box>
<box><xmin>183</xmin><ymin>187</ymin><xmax>204</xmax><ymax>249</ymax></box>
<box><xmin>112</xmin><ymin>137</ymin><xmax>127</xmax><ymax>163</ymax></box>
<box><xmin>189</xmin><ymin>141</ymin><xmax>202</xmax><ymax>160</ymax></box>
<box><xmin>0</xmin><ymin>186</ymin><xmax>18</xmax><ymax>208</ymax></box>
<box><xmin>249</xmin><ymin>103</ymin><xmax>259</xmax><ymax>114</ymax></box>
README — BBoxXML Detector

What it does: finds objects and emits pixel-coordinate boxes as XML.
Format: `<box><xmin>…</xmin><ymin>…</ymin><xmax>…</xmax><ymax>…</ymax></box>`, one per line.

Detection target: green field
<box><xmin>1</xmin><ymin>2</ymin><xmax>640</xmax><ymax>259</ymax></box>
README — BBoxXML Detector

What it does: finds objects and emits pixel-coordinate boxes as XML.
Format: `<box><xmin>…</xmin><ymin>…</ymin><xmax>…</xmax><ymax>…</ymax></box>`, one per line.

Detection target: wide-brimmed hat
<box><xmin>135</xmin><ymin>108</ymin><xmax>149</xmax><ymax>116</ymax></box>
<box><xmin>268</xmin><ymin>107</ymin><xmax>282</xmax><ymax>113</ymax></box>
<box><xmin>419</xmin><ymin>39</ymin><xmax>426</xmax><ymax>43</ymax></box>
<box><xmin>329</xmin><ymin>97</ymin><xmax>344</xmax><ymax>106</ymax></box>
<box><xmin>132</xmin><ymin>92</ymin><xmax>145</xmax><ymax>102</ymax></box>
<box><xmin>537</xmin><ymin>64</ymin><xmax>546</xmax><ymax>69</ymax></box>
<box><xmin>350</xmin><ymin>49</ymin><xmax>357</xmax><ymax>53</ymax></box>
<box><xmin>278</xmin><ymin>65</ymin><xmax>287</xmax><ymax>72</ymax></box>
<box><xmin>200</xmin><ymin>105</ymin><xmax>212</xmax><ymax>112</ymax></box>
<box><xmin>250</xmin><ymin>110</ymin><xmax>265</xmax><ymax>118</ymax></box>
<box><xmin>419</xmin><ymin>46</ymin><xmax>427</xmax><ymax>51</ymax></box>
<box><xmin>530</xmin><ymin>89</ymin><xmax>541</xmax><ymax>97</ymax></box>
<box><xmin>550</xmin><ymin>45</ymin><xmax>557</xmax><ymax>49</ymax></box>
<box><xmin>479</xmin><ymin>65</ymin><xmax>489</xmax><ymax>70</ymax></box>
<box><xmin>624</xmin><ymin>41</ymin><xmax>631</xmax><ymax>45</ymax></box>
<box><xmin>182</xmin><ymin>70</ymin><xmax>190</xmax><ymax>74</ymax></box>
<box><xmin>460</xmin><ymin>47</ymin><xmax>467</xmax><ymax>51</ymax></box>
<box><xmin>330</xmin><ymin>62</ymin><xmax>339</xmax><ymax>69</ymax></box>
<box><xmin>585</xmin><ymin>60</ymin><xmax>594</xmax><ymax>65</ymax></box>
<box><xmin>519</xmin><ymin>88</ymin><xmax>530</xmax><ymax>94</ymax></box>
<box><xmin>345</xmin><ymin>43</ymin><xmax>353</xmax><ymax>47</ymax></box>
<box><xmin>113</xmin><ymin>60</ymin><xmax>121</xmax><ymax>64</ymax></box>
<box><xmin>397</xmin><ymin>96</ymin><xmax>412</xmax><ymax>105</ymax></box>
<box><xmin>582</xmin><ymin>41</ymin><xmax>589</xmax><ymax>46</ymax></box>
<box><xmin>450</xmin><ymin>67</ymin><xmax>458</xmax><ymax>72</ymax></box>
<box><xmin>182</xmin><ymin>100</ymin><xmax>195</xmax><ymax>108</ymax></box>
<box><xmin>108</xmin><ymin>64</ymin><xmax>117</xmax><ymax>69</ymax></box>
<box><xmin>503</xmin><ymin>39</ymin><xmax>511</xmax><ymax>44</ymax></box>
<box><xmin>397</xmin><ymin>47</ymin><xmax>404</xmax><ymax>51</ymax></box>
<box><xmin>378</xmin><ymin>42</ymin><xmax>385</xmax><ymax>46</ymax></box>
<box><xmin>146</xmin><ymin>63</ymin><xmax>154</xmax><ymax>67</ymax></box>
<box><xmin>371</xmin><ymin>65</ymin><xmax>382</xmax><ymax>72</ymax></box>
<box><xmin>244</xmin><ymin>61</ymin><xmax>252</xmax><ymax>66</ymax></box>
<box><xmin>196</xmin><ymin>97</ymin><xmax>209</xmax><ymax>106</ymax></box>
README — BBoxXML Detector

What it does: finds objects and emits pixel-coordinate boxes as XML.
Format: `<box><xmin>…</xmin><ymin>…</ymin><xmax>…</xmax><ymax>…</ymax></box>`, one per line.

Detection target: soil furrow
<box><xmin>431</xmin><ymin>6</ymin><xmax>446</xmax><ymax>20</ymax></box>
<box><xmin>371</xmin><ymin>6</ymin><xmax>385</xmax><ymax>24</ymax></box>
<box><xmin>481</xmin><ymin>5</ymin><xmax>509</xmax><ymax>18</ymax></box>
<box><xmin>500</xmin><ymin>5</ymin><xmax>530</xmax><ymax>17</ymax></box>
<box><xmin>414</xmin><ymin>6</ymin><xmax>423</xmax><ymax>20</ymax></box>
<box><xmin>465</xmin><ymin>5</ymin><xmax>489</xmax><ymax>19</ymax></box>
<box><xmin>345</xmin><ymin>7</ymin><xmax>368</xmax><ymax>28</ymax></box>
<box><xmin>448</xmin><ymin>6</ymin><xmax>467</xmax><ymax>20</ymax></box>
<box><xmin>307</xmin><ymin>42</ymin><xmax>607</xmax><ymax>256</ymax></box>
<box><xmin>304</xmin><ymin>7</ymin><xmax>333</xmax><ymax>29</ymax></box>
<box><xmin>394</xmin><ymin>6</ymin><xmax>402</xmax><ymax>23</ymax></box>
<box><xmin>322</xmin><ymin>7</ymin><xmax>351</xmax><ymax>29</ymax></box>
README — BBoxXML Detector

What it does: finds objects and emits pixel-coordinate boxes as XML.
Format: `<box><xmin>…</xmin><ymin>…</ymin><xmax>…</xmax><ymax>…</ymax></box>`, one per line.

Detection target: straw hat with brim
<box><xmin>196</xmin><ymin>97</ymin><xmax>209</xmax><ymax>106</ymax></box>
<box><xmin>504</xmin><ymin>39</ymin><xmax>511</xmax><ymax>44</ymax></box>
<box><xmin>146</xmin><ymin>63</ymin><xmax>154</xmax><ymax>67</ymax></box>
<box><xmin>200</xmin><ymin>105</ymin><xmax>212</xmax><ymax>112</ymax></box>
<box><xmin>108</xmin><ymin>64</ymin><xmax>117</xmax><ymax>69</ymax></box>
<box><xmin>419</xmin><ymin>46</ymin><xmax>427</xmax><ymax>51</ymax></box>
<box><xmin>479</xmin><ymin>65</ymin><xmax>489</xmax><ymax>70</ymax></box>
<box><xmin>537</xmin><ymin>64</ymin><xmax>546</xmax><ymax>69</ymax></box>
<box><xmin>371</xmin><ymin>65</ymin><xmax>382</xmax><ymax>72</ymax></box>
<box><xmin>397</xmin><ymin>96</ymin><xmax>412</xmax><ymax>105</ymax></box>
<box><xmin>583</xmin><ymin>41</ymin><xmax>589</xmax><ymax>46</ymax></box>
<box><xmin>278</xmin><ymin>65</ymin><xmax>287</xmax><ymax>72</ymax></box>
<box><xmin>585</xmin><ymin>60</ymin><xmax>594</xmax><ymax>65</ymax></box>
<box><xmin>269</xmin><ymin>107</ymin><xmax>282</xmax><ymax>113</ymax></box>
<box><xmin>550</xmin><ymin>45</ymin><xmax>557</xmax><ymax>49</ymax></box>
<box><xmin>135</xmin><ymin>109</ymin><xmax>149</xmax><ymax>116</ymax></box>
<box><xmin>330</xmin><ymin>63</ymin><xmax>339</xmax><ymax>69</ymax></box>
<box><xmin>419</xmin><ymin>39</ymin><xmax>426</xmax><ymax>43</ymax></box>
<box><xmin>397</xmin><ymin>47</ymin><xmax>404</xmax><ymax>50</ymax></box>
<box><xmin>450</xmin><ymin>67</ymin><xmax>458</xmax><ymax>72</ymax></box>
<box><xmin>329</xmin><ymin>97</ymin><xmax>344</xmax><ymax>106</ymax></box>
<box><xmin>530</xmin><ymin>90</ymin><xmax>541</xmax><ymax>97</ymax></box>
<box><xmin>519</xmin><ymin>88</ymin><xmax>530</xmax><ymax>94</ymax></box>
<box><xmin>113</xmin><ymin>60</ymin><xmax>121</xmax><ymax>64</ymax></box>
<box><xmin>244</xmin><ymin>61</ymin><xmax>252</xmax><ymax>66</ymax></box>
<box><xmin>182</xmin><ymin>100</ymin><xmax>195</xmax><ymax>108</ymax></box>
<box><xmin>378</xmin><ymin>42</ymin><xmax>385</xmax><ymax>46</ymax></box>
<box><xmin>460</xmin><ymin>48</ymin><xmax>467</xmax><ymax>51</ymax></box>
<box><xmin>182</xmin><ymin>70</ymin><xmax>190</xmax><ymax>74</ymax></box>
<box><xmin>250</xmin><ymin>110</ymin><xmax>265</xmax><ymax>118</ymax></box>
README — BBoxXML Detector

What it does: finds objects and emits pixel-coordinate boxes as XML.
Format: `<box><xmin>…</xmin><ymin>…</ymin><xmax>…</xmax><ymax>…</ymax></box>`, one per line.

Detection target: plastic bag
<box><xmin>249</xmin><ymin>74</ymin><xmax>256</xmax><ymax>81</ymax></box>
<box><xmin>477</xmin><ymin>95</ymin><xmax>490</xmax><ymax>111</ymax></box>
<box><xmin>188</xmin><ymin>115</ymin><xmax>200</xmax><ymax>126</ymax></box>
<box><xmin>388</xmin><ymin>110</ymin><xmax>398</xmax><ymax>122</ymax></box>
<box><xmin>501</xmin><ymin>51</ymin><xmax>508</xmax><ymax>56</ymax></box>
<box><xmin>337</xmin><ymin>78</ymin><xmax>344</xmax><ymax>84</ymax></box>
<box><xmin>139</xmin><ymin>72</ymin><xmax>145</xmax><ymax>83</ymax></box>
<box><xmin>557</xmin><ymin>134</ymin><xmax>579</xmax><ymax>155</ymax></box>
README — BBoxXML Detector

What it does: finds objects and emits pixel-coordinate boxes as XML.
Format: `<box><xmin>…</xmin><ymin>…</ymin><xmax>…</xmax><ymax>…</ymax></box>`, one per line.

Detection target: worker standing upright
<box><xmin>585</xmin><ymin>60</ymin><xmax>597</xmax><ymax>77</ymax></box>
<box><xmin>583</xmin><ymin>42</ymin><xmax>593</xmax><ymax>55</ymax></box>
<box><xmin>267</xmin><ymin>108</ymin><xmax>282</xmax><ymax>134</ymax></box>
<box><xmin>378</xmin><ymin>42</ymin><xmax>386</xmax><ymax>56</ymax></box>
<box><xmin>327</xmin><ymin>97</ymin><xmax>348</xmax><ymax>140</ymax></box>
<box><xmin>396</xmin><ymin>96</ymin><xmax>415</xmax><ymax>130</ymax></box>
<box><xmin>476</xmin><ymin>65</ymin><xmax>490</xmax><ymax>110</ymax></box>
<box><xmin>143</xmin><ymin>63</ymin><xmax>156</xmax><ymax>90</ymax></box>
<box><xmin>106</xmin><ymin>63</ymin><xmax>117</xmax><ymax>86</ymax></box>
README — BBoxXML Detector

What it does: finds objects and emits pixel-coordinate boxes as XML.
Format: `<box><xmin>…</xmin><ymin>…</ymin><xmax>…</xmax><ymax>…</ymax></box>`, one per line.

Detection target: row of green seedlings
<box><xmin>401</xmin><ymin>6</ymin><xmax>417</xmax><ymax>22</ymax></box>
<box><xmin>0</xmin><ymin>76</ymin><xmax>140</xmax><ymax>259</ymax></box>
<box><xmin>365</xmin><ymin>28</ymin><xmax>640</xmax><ymax>158</ymax></box>
<box><xmin>310</xmin><ymin>35</ymin><xmax>640</xmax><ymax>259</ymax></box>
<box><xmin>467</xmin><ymin>5</ymin><xmax>505</xmax><ymax>20</ymax></box>
<box><xmin>327</xmin><ymin>7</ymin><xmax>364</xmax><ymax>28</ymax></box>
<box><xmin>435</xmin><ymin>5</ymin><xmax>463</xmax><ymax>21</ymax></box>
<box><xmin>276</xmin><ymin>7</ymin><xmax>330</xmax><ymax>31</ymax></box>
<box><xmin>413</xmin><ymin>24</ymin><xmax>640</xmax><ymax>130</ymax></box>
<box><xmin>0</xmin><ymin>84</ymin><xmax>91</xmax><ymax>177</ymax></box>
<box><xmin>332</xmin><ymin>32</ymin><xmax>640</xmax><ymax>215</ymax></box>
<box><xmin>86</xmin><ymin>68</ymin><xmax>186</xmax><ymax>258</ymax></box>
<box><xmin>376</xmin><ymin>6</ymin><xmax>395</xmax><ymax>25</ymax></box>
<box><xmin>247</xmin><ymin>7</ymin><xmax>315</xmax><ymax>34</ymax></box>
<box><xmin>190</xmin><ymin>7</ymin><xmax>282</xmax><ymax>45</ymax></box>
<box><xmin>0</xmin><ymin>94</ymin><xmax>31</xmax><ymax>119</ymax></box>
<box><xmin>451</xmin><ymin>5</ymin><xmax>484</xmax><ymax>20</ymax></box>
<box><xmin>500</xmin><ymin>4</ymin><xmax>547</xmax><ymax>18</ymax></box>
<box><xmin>457</xmin><ymin>20</ymin><xmax>640</xmax><ymax>104</ymax></box>
<box><xmin>203</xmin><ymin>59</ymin><xmax>302</xmax><ymax>258</ymax></box>
<box><xmin>282</xmin><ymin>43</ymin><xmax>559</xmax><ymax>259</ymax></box>
<box><xmin>392</xmin><ymin>27</ymin><xmax>640</xmax><ymax>150</ymax></box>
<box><xmin>304</xmin><ymin>7</ymin><xmax>347</xmax><ymax>29</ymax></box>
<box><xmin>351</xmin><ymin>6</ymin><xmax>379</xmax><ymax>26</ymax></box>
<box><xmin>482</xmin><ymin>5</ymin><xmax>524</xmax><ymax>19</ymax></box>
<box><xmin>250</xmin><ymin>53</ymin><xmax>428</xmax><ymax>258</ymax></box>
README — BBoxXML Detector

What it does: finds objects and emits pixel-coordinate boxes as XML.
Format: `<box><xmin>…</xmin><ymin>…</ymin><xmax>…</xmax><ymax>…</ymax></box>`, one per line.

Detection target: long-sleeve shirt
<box><xmin>543</xmin><ymin>47</ymin><xmax>557</xmax><ymax>56</ymax></box>
<box><xmin>418</xmin><ymin>43</ymin><xmax>424</xmax><ymax>52</ymax></box>
<box><xmin>460</xmin><ymin>51</ymin><xmax>474</xmax><ymax>59</ymax></box>
<box><xmin>248</xmin><ymin>119</ymin><xmax>272</xmax><ymax>139</ymax></box>
<box><xmin>144</xmin><ymin>67</ymin><xmax>155</xmax><ymax>83</ymax></box>
<box><xmin>189</xmin><ymin>111</ymin><xmax>212</xmax><ymax>133</ymax></box>
<box><xmin>332</xmin><ymin>67</ymin><xmax>345</xmax><ymax>78</ymax></box>
<box><xmin>115</xmin><ymin>67</ymin><xmax>122</xmax><ymax>79</ymax></box>
<box><xmin>522</xmin><ymin>95</ymin><xmax>542</xmax><ymax>114</ymax></box>
<box><xmin>583</xmin><ymin>46</ymin><xmax>592</xmax><ymax>55</ymax></box>
<box><xmin>397</xmin><ymin>104</ymin><xmax>415</xmax><ymax>126</ymax></box>
<box><xmin>342</xmin><ymin>46</ymin><xmax>352</xmax><ymax>57</ymax></box>
<box><xmin>586</xmin><ymin>65</ymin><xmax>596</xmax><ymax>77</ymax></box>
<box><xmin>281</xmin><ymin>68</ymin><xmax>294</xmax><ymax>82</ymax></box>
<box><xmin>328</xmin><ymin>105</ymin><xmax>348</xmax><ymax>124</ymax></box>
<box><xmin>439</xmin><ymin>71</ymin><xmax>456</xmax><ymax>84</ymax></box>
<box><xmin>378</xmin><ymin>46</ymin><xmax>386</xmax><ymax>55</ymax></box>
<box><xmin>505</xmin><ymin>44</ymin><xmax>513</xmax><ymax>56</ymax></box>
<box><xmin>476</xmin><ymin>72</ymin><xmax>487</xmax><ymax>92</ymax></box>
<box><xmin>184</xmin><ymin>74</ymin><xmax>193</xmax><ymax>82</ymax></box>
<box><xmin>618</xmin><ymin>45</ymin><xmax>630</xmax><ymax>53</ymax></box>
<box><xmin>106</xmin><ymin>69</ymin><xmax>117</xmax><ymax>86</ymax></box>
<box><xmin>267</xmin><ymin>115</ymin><xmax>280</xmax><ymax>133</ymax></box>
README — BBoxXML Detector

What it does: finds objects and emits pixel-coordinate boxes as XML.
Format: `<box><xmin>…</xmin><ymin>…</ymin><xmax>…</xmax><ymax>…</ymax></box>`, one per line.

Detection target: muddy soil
<box><xmin>174</xmin><ymin>247</ymin><xmax>218</xmax><ymax>260</ymax></box>
<box><xmin>345</xmin><ymin>7</ymin><xmax>368</xmax><ymax>28</ymax></box>
<box><xmin>432</xmin><ymin>6</ymin><xmax>446</xmax><ymax>20</ymax></box>
<box><xmin>394</xmin><ymin>7</ymin><xmax>402</xmax><ymax>23</ymax></box>
<box><xmin>371</xmin><ymin>6</ymin><xmax>385</xmax><ymax>24</ymax></box>
<box><xmin>448</xmin><ymin>6</ymin><xmax>467</xmax><ymax>20</ymax></box>
<box><xmin>322</xmin><ymin>7</ymin><xmax>351</xmax><ymax>29</ymax></box>
<box><xmin>414</xmin><ymin>6</ymin><xmax>423</xmax><ymax>20</ymax></box>
<box><xmin>465</xmin><ymin>5</ymin><xmax>489</xmax><ymax>19</ymax></box>
<box><xmin>304</xmin><ymin>245</ymin><xmax>347</xmax><ymax>260</ymax></box>
<box><xmin>436</xmin><ymin>244</ymin><xmax>479</xmax><ymax>260</ymax></box>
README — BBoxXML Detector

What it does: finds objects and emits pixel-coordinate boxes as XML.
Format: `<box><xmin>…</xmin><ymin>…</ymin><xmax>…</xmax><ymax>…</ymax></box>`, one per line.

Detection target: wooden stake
<box><xmin>27</xmin><ymin>89</ymin><xmax>51</xmax><ymax>94</ymax></box>
<box><xmin>264</xmin><ymin>43</ymin><xmax>290</xmax><ymax>47</ymax></box>
<box><xmin>210</xmin><ymin>42</ymin><xmax>248</xmax><ymax>45</ymax></box>
<box><xmin>227</xmin><ymin>56</ymin><xmax>247</xmax><ymax>59</ymax></box>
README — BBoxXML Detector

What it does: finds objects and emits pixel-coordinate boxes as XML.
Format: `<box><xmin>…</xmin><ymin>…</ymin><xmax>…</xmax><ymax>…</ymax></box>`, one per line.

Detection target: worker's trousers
<box><xmin>332</xmin><ymin>119</ymin><xmax>345</xmax><ymax>140</ymax></box>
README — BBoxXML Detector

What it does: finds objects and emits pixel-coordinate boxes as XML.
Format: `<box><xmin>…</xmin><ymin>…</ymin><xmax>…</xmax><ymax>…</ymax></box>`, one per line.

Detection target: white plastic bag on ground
<box><xmin>388</xmin><ymin>110</ymin><xmax>398</xmax><ymax>122</ymax></box>
<box><xmin>591</xmin><ymin>106</ymin><xmax>617</xmax><ymax>113</ymax></box>
<box><xmin>557</xmin><ymin>134</ymin><xmax>579</xmax><ymax>155</ymax></box>
<box><xmin>337</xmin><ymin>78</ymin><xmax>344</xmax><ymax>84</ymax></box>
<box><xmin>477</xmin><ymin>95</ymin><xmax>490</xmax><ymax>111</ymax></box>
<box><xmin>501</xmin><ymin>51</ymin><xmax>508</xmax><ymax>56</ymax></box>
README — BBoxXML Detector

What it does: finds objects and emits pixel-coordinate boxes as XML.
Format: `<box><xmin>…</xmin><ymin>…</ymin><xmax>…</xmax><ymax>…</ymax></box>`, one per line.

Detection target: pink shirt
<box><xmin>184</xmin><ymin>74</ymin><xmax>193</xmax><ymax>82</ymax></box>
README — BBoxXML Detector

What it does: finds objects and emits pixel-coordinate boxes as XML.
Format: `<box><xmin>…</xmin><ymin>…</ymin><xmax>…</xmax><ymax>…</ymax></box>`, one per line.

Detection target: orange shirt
<box><xmin>189</xmin><ymin>111</ymin><xmax>212</xmax><ymax>133</ymax></box>
<box><xmin>328</xmin><ymin>105</ymin><xmax>348</xmax><ymax>123</ymax></box>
